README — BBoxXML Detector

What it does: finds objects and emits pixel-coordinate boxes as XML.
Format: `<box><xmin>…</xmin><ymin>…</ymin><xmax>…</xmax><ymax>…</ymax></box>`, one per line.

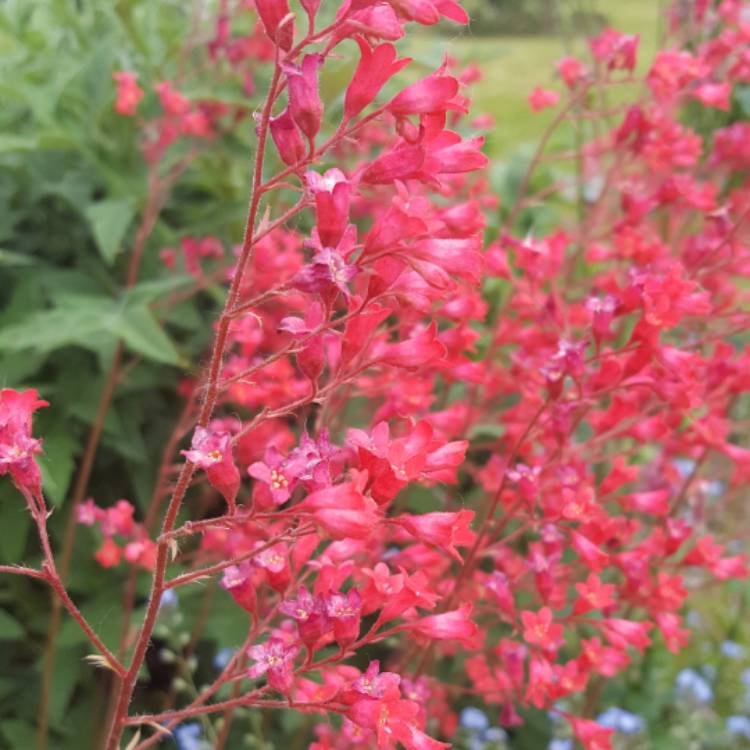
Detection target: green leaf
<box><xmin>0</xmin><ymin>134</ymin><xmax>39</xmax><ymax>153</ymax></box>
<box><xmin>0</xmin><ymin>485</ymin><xmax>31</xmax><ymax>563</ymax></box>
<box><xmin>40</xmin><ymin>430</ymin><xmax>79</xmax><ymax>506</ymax></box>
<box><xmin>48</xmin><ymin>645</ymin><xmax>84</xmax><ymax>725</ymax></box>
<box><xmin>118</xmin><ymin>304</ymin><xmax>181</xmax><ymax>366</ymax></box>
<box><xmin>0</xmin><ymin>293</ymin><xmax>181</xmax><ymax>366</ymax></box>
<box><xmin>1</xmin><ymin>720</ymin><xmax>36</xmax><ymax>749</ymax></box>
<box><xmin>123</xmin><ymin>273</ymin><xmax>194</xmax><ymax>306</ymax></box>
<box><xmin>84</xmin><ymin>198</ymin><xmax>136</xmax><ymax>264</ymax></box>
<box><xmin>735</xmin><ymin>86</ymin><xmax>750</xmax><ymax>117</ymax></box>
<box><xmin>0</xmin><ymin>294</ymin><xmax>115</xmax><ymax>355</ymax></box>
<box><xmin>0</xmin><ymin>610</ymin><xmax>25</xmax><ymax>639</ymax></box>
<box><xmin>0</xmin><ymin>248</ymin><xmax>35</xmax><ymax>266</ymax></box>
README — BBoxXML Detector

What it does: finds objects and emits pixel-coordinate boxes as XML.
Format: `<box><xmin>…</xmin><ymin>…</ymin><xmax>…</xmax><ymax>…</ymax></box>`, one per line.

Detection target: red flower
<box><xmin>378</xmin><ymin>323</ymin><xmax>446</xmax><ymax>370</ymax></box>
<box><xmin>556</xmin><ymin>56</ymin><xmax>588</xmax><ymax>87</ymax></box>
<box><xmin>385</xmin><ymin>0</ymin><xmax>468</xmax><ymax>25</ymax></box>
<box><xmin>349</xmin><ymin>661</ymin><xmax>401</xmax><ymax>701</ymax></box>
<box><xmin>347</xmin><ymin>420</ymin><xmax>467</xmax><ymax>503</ymax></box>
<box><xmin>112</xmin><ymin>71</ymin><xmax>144</xmax><ymax>116</ymax></box>
<box><xmin>248</xmin><ymin>446</ymin><xmax>301</xmax><ymax>506</ymax></box>
<box><xmin>282</xmin><ymin>54</ymin><xmax>324</xmax><ymax>147</ymax></box>
<box><xmin>306</xmin><ymin>169</ymin><xmax>352</xmax><ymax>249</ymax></box>
<box><xmin>300</xmin><ymin>481</ymin><xmax>380</xmax><ymax>540</ymax></box>
<box><xmin>280</xmin><ymin>586</ymin><xmax>331</xmax><ymax>650</ymax></box>
<box><xmin>574</xmin><ymin>574</ymin><xmax>616</xmax><ymax>615</ymax></box>
<box><xmin>599</xmin><ymin>618</ymin><xmax>652</xmax><ymax>652</ymax></box>
<box><xmin>101</xmin><ymin>499</ymin><xmax>136</xmax><ymax>537</ymax></box>
<box><xmin>569</xmin><ymin>716</ymin><xmax>615</xmax><ymax>750</ymax></box>
<box><xmin>348</xmin><ymin>696</ymin><xmax>449</xmax><ymax>750</ymax></box>
<box><xmin>247</xmin><ymin>637</ymin><xmax>299</xmax><ymax>694</ymax></box>
<box><xmin>324</xmin><ymin>589</ymin><xmax>363</xmax><ymax>647</ymax></box>
<box><xmin>154</xmin><ymin>81</ymin><xmax>190</xmax><ymax>116</ymax></box>
<box><xmin>571</xmin><ymin>531</ymin><xmax>609</xmax><ymax>571</ymax></box>
<box><xmin>270</xmin><ymin>107</ymin><xmax>306</xmax><ymax>166</ymax></box>
<box><xmin>345</xmin><ymin>37</ymin><xmax>411</xmax><ymax>121</ymax></box>
<box><xmin>528</xmin><ymin>86</ymin><xmax>560</xmax><ymax>112</ymax></box>
<box><xmin>255</xmin><ymin>0</ymin><xmax>294</xmax><ymax>50</ymax></box>
<box><xmin>412</xmin><ymin>604</ymin><xmax>478</xmax><ymax>647</ymax></box>
<box><xmin>396</xmin><ymin>510</ymin><xmax>475</xmax><ymax>562</ymax></box>
<box><xmin>94</xmin><ymin>538</ymin><xmax>122</xmax><ymax>569</ymax></box>
<box><xmin>0</xmin><ymin>388</ymin><xmax>48</xmax><ymax>501</ymax></box>
<box><xmin>388</xmin><ymin>68</ymin><xmax>461</xmax><ymax>117</ymax></box>
<box><xmin>589</xmin><ymin>28</ymin><xmax>639</xmax><ymax>71</ymax></box>
<box><xmin>521</xmin><ymin>607</ymin><xmax>564</xmax><ymax>651</ymax></box>
<box><xmin>692</xmin><ymin>82</ymin><xmax>731</xmax><ymax>110</ymax></box>
<box><xmin>221</xmin><ymin>562</ymin><xmax>258</xmax><ymax>614</ymax></box>
<box><xmin>182</xmin><ymin>426</ymin><xmax>241</xmax><ymax>512</ymax></box>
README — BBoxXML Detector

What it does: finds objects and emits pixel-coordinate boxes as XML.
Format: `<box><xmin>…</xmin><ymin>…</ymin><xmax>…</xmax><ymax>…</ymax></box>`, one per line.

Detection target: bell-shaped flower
<box><xmin>344</xmin><ymin>37</ymin><xmax>411</xmax><ymax>121</ymax></box>
<box><xmin>388</xmin><ymin>69</ymin><xmax>461</xmax><ymax>116</ymax></box>
<box><xmin>324</xmin><ymin>589</ymin><xmax>363</xmax><ymax>647</ymax></box>
<box><xmin>412</xmin><ymin>604</ymin><xmax>478</xmax><ymax>647</ymax></box>
<box><xmin>255</xmin><ymin>0</ymin><xmax>294</xmax><ymax>50</ymax></box>
<box><xmin>299</xmin><ymin>481</ymin><xmax>380</xmax><ymax>540</ymax></box>
<box><xmin>247</xmin><ymin>637</ymin><xmax>299</xmax><ymax>694</ymax></box>
<box><xmin>283</xmin><ymin>54</ymin><xmax>323</xmax><ymax>147</ymax></box>
<box><xmin>221</xmin><ymin>561</ymin><xmax>258</xmax><ymax>614</ymax></box>
<box><xmin>306</xmin><ymin>169</ymin><xmax>352</xmax><ymax>249</ymax></box>
<box><xmin>270</xmin><ymin>107</ymin><xmax>306</xmax><ymax>166</ymax></box>
<box><xmin>182</xmin><ymin>426</ymin><xmax>241</xmax><ymax>512</ymax></box>
<box><xmin>280</xmin><ymin>585</ymin><xmax>331</xmax><ymax>650</ymax></box>
<box><xmin>396</xmin><ymin>510</ymin><xmax>475</xmax><ymax>562</ymax></box>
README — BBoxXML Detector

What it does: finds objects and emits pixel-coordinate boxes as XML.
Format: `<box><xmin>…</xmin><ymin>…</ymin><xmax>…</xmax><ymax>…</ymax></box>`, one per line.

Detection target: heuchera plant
<box><xmin>3</xmin><ymin>1</ymin><xmax>750</xmax><ymax>749</ymax></box>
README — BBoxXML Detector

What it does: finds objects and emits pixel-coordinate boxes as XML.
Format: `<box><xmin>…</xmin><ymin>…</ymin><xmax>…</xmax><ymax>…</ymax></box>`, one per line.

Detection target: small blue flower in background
<box><xmin>548</xmin><ymin>740</ymin><xmax>573</xmax><ymax>750</ymax></box>
<box><xmin>597</xmin><ymin>707</ymin><xmax>645</xmax><ymax>734</ymax></box>
<box><xmin>460</xmin><ymin>707</ymin><xmax>490</xmax><ymax>733</ymax></box>
<box><xmin>173</xmin><ymin>722</ymin><xmax>209</xmax><ymax>750</ymax></box>
<box><xmin>686</xmin><ymin>611</ymin><xmax>702</xmax><ymax>628</ymax></box>
<box><xmin>159</xmin><ymin>589</ymin><xmax>178</xmax><ymax>610</ymax></box>
<box><xmin>676</xmin><ymin>668</ymin><xmax>713</xmax><ymax>704</ymax></box>
<box><xmin>721</xmin><ymin>640</ymin><xmax>745</xmax><ymax>659</ymax></box>
<box><xmin>741</xmin><ymin>668</ymin><xmax>750</xmax><ymax>688</ymax></box>
<box><xmin>213</xmin><ymin>647</ymin><xmax>235</xmax><ymax>671</ymax></box>
<box><xmin>704</xmin><ymin>479</ymin><xmax>725</xmax><ymax>498</ymax></box>
<box><xmin>727</xmin><ymin>716</ymin><xmax>750</xmax><ymax>740</ymax></box>
<box><xmin>673</xmin><ymin>458</ymin><xmax>696</xmax><ymax>477</ymax></box>
<box><xmin>484</xmin><ymin>727</ymin><xmax>507</xmax><ymax>744</ymax></box>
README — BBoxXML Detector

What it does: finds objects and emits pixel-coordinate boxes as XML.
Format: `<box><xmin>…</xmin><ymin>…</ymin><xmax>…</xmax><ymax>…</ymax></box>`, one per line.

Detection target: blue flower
<box><xmin>159</xmin><ymin>589</ymin><xmax>179</xmax><ymax>610</ymax></box>
<box><xmin>676</xmin><ymin>668</ymin><xmax>713</xmax><ymax>704</ymax></box>
<box><xmin>704</xmin><ymin>480</ymin><xmax>725</xmax><ymax>498</ymax></box>
<box><xmin>173</xmin><ymin>722</ymin><xmax>206</xmax><ymax>750</ymax></box>
<box><xmin>460</xmin><ymin>707</ymin><xmax>490</xmax><ymax>733</ymax></box>
<box><xmin>673</xmin><ymin>458</ymin><xmax>696</xmax><ymax>477</ymax></box>
<box><xmin>721</xmin><ymin>640</ymin><xmax>745</xmax><ymax>659</ymax></box>
<box><xmin>484</xmin><ymin>727</ymin><xmax>507</xmax><ymax>743</ymax></box>
<box><xmin>597</xmin><ymin>707</ymin><xmax>644</xmax><ymax>734</ymax></box>
<box><xmin>548</xmin><ymin>740</ymin><xmax>573</xmax><ymax>750</ymax></box>
<box><xmin>213</xmin><ymin>647</ymin><xmax>235</xmax><ymax>671</ymax></box>
<box><xmin>727</xmin><ymin>716</ymin><xmax>750</xmax><ymax>739</ymax></box>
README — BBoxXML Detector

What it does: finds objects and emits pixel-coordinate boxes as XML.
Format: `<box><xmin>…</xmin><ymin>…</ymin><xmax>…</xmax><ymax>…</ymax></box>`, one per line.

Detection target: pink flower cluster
<box><xmin>77</xmin><ymin>498</ymin><xmax>157</xmax><ymax>570</ymax></box>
